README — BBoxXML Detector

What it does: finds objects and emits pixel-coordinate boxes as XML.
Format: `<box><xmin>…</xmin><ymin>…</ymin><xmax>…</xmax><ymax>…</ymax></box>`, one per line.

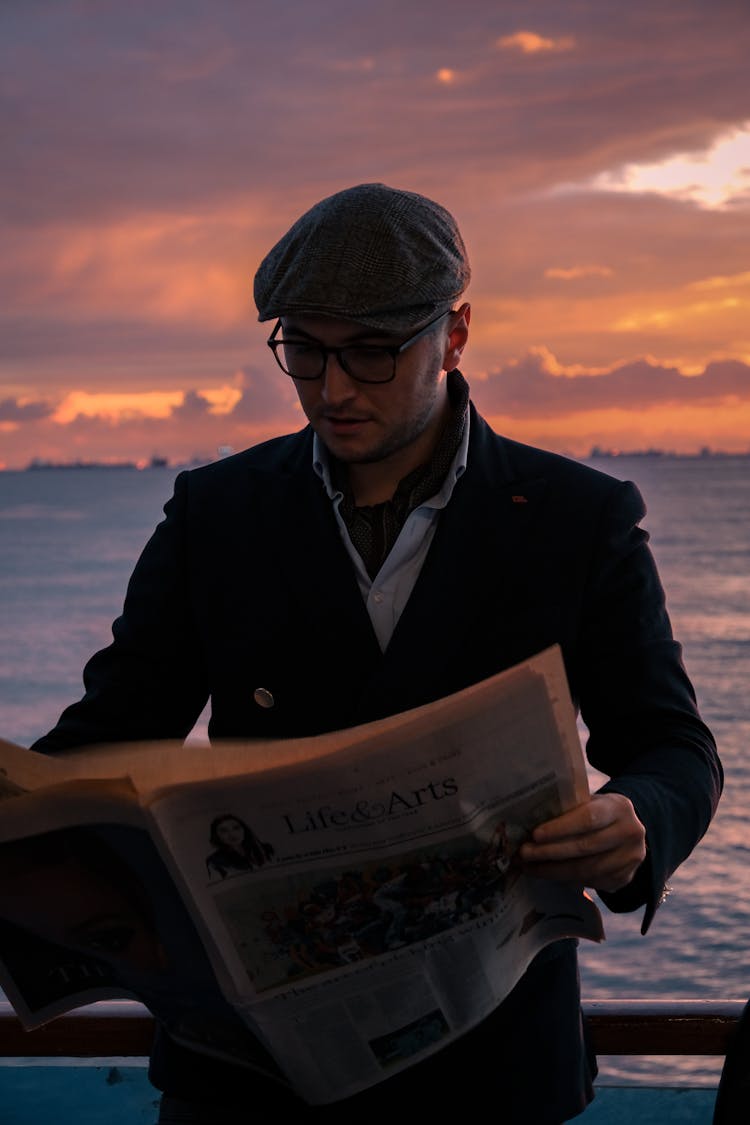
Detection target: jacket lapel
<box><xmin>356</xmin><ymin>411</ymin><xmax>550</xmax><ymax>716</ymax></box>
<box><xmin>253</xmin><ymin>435</ymin><xmax>382</xmax><ymax>665</ymax></box>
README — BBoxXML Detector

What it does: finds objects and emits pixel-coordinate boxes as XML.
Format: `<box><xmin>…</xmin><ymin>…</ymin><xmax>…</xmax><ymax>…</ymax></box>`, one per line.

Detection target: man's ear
<box><xmin>442</xmin><ymin>302</ymin><xmax>471</xmax><ymax>371</ymax></box>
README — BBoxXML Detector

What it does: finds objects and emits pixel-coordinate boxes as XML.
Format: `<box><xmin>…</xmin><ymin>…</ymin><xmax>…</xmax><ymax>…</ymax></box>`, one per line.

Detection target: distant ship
<box><xmin>24</xmin><ymin>455</ymin><xmax>171</xmax><ymax>471</ymax></box>
<box><xmin>26</xmin><ymin>458</ymin><xmax>137</xmax><ymax>471</ymax></box>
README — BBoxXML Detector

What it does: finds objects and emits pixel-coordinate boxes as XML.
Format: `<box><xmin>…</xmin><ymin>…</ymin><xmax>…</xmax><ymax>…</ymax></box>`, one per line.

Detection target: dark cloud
<box><xmin>2</xmin><ymin>1</ymin><xmax>749</xmax><ymax>225</ymax></box>
<box><xmin>474</xmin><ymin>354</ymin><xmax>750</xmax><ymax>418</ymax></box>
<box><xmin>228</xmin><ymin>366</ymin><xmax>300</xmax><ymax>424</ymax></box>
<box><xmin>166</xmin><ymin>373</ymin><xmax>298</xmax><ymax>426</ymax></box>
<box><xmin>0</xmin><ymin>397</ymin><xmax>53</xmax><ymax>422</ymax></box>
<box><xmin>171</xmin><ymin>390</ymin><xmax>212</xmax><ymax>419</ymax></box>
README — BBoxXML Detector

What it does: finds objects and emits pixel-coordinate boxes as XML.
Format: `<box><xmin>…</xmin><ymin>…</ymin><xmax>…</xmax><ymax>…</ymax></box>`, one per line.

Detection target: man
<box><xmin>32</xmin><ymin>184</ymin><xmax>721</xmax><ymax>1123</ymax></box>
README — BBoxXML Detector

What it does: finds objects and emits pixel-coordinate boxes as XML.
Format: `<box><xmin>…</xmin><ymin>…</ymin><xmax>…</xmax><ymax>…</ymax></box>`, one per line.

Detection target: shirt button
<box><xmin>373</xmin><ymin>592</ymin><xmax>384</xmax><ymax>604</ymax></box>
<box><xmin>253</xmin><ymin>687</ymin><xmax>275</xmax><ymax>709</ymax></box>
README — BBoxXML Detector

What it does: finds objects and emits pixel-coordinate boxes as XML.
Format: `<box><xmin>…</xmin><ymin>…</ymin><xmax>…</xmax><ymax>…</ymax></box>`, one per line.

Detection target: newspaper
<box><xmin>0</xmin><ymin>645</ymin><xmax>603</xmax><ymax>1103</ymax></box>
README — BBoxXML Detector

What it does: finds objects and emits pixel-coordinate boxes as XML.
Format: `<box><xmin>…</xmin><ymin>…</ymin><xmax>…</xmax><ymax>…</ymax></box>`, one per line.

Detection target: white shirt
<box><xmin>312</xmin><ymin>414</ymin><xmax>470</xmax><ymax>652</ymax></box>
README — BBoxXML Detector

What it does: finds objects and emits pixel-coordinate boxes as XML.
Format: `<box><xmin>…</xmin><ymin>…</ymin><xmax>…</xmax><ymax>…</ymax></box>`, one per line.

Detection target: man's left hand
<box><xmin>519</xmin><ymin>793</ymin><xmax>646</xmax><ymax>893</ymax></box>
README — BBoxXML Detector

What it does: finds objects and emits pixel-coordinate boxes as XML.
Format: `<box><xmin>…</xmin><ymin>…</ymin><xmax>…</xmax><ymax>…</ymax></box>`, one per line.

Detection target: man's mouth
<box><xmin>321</xmin><ymin>414</ymin><xmax>370</xmax><ymax>432</ymax></box>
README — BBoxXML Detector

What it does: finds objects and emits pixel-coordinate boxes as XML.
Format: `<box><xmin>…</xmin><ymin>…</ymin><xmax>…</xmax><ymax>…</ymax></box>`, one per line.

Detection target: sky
<box><xmin>2</xmin><ymin>0</ymin><xmax>750</xmax><ymax>467</ymax></box>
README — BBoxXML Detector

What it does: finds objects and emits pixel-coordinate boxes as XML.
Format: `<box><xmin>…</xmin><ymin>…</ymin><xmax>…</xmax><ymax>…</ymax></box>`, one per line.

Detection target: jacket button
<box><xmin>253</xmin><ymin>687</ymin><xmax>275</xmax><ymax>709</ymax></box>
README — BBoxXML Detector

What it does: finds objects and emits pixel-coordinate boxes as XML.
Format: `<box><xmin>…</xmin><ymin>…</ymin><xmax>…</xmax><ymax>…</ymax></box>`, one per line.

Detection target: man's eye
<box><xmin>283</xmin><ymin>342</ymin><xmax>318</xmax><ymax>356</ymax></box>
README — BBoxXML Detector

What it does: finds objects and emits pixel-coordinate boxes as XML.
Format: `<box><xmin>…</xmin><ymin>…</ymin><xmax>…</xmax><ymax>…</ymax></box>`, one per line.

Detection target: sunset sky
<box><xmin>2</xmin><ymin>0</ymin><xmax>750</xmax><ymax>467</ymax></box>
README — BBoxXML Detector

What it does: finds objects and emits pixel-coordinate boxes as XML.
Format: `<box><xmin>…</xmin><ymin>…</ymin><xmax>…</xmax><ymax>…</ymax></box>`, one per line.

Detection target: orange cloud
<box><xmin>327</xmin><ymin>58</ymin><xmax>376</xmax><ymax>74</ymax></box>
<box><xmin>467</xmin><ymin>265</ymin><xmax>750</xmax><ymax>374</ymax></box>
<box><xmin>613</xmin><ymin>297</ymin><xmax>747</xmax><ymax>332</ymax></box>
<box><xmin>496</xmin><ymin>31</ymin><xmax>575</xmax><ymax>55</ymax></box>
<box><xmin>4</xmin><ymin>206</ymin><xmax>263</xmax><ymax>330</ymax></box>
<box><xmin>53</xmin><ymin>391</ymin><xmax>184</xmax><ymax>424</ymax></box>
<box><xmin>198</xmin><ymin>386</ymin><xmax>243</xmax><ymax>414</ymax></box>
<box><xmin>51</xmin><ymin>385</ymin><xmax>243</xmax><ymax>425</ymax></box>
<box><xmin>544</xmin><ymin>265</ymin><xmax>614</xmax><ymax>280</ymax></box>
<box><xmin>512</xmin><ymin>345</ymin><xmax>611</xmax><ymax>378</ymax></box>
<box><xmin>688</xmin><ymin>270</ymin><xmax>750</xmax><ymax>292</ymax></box>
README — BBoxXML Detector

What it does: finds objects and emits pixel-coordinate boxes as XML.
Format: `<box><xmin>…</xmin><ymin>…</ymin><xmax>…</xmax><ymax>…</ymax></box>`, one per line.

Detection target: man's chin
<box><xmin>316</xmin><ymin>429</ymin><xmax>386</xmax><ymax>465</ymax></box>
<box><xmin>323</xmin><ymin>443</ymin><xmax>383</xmax><ymax>465</ymax></box>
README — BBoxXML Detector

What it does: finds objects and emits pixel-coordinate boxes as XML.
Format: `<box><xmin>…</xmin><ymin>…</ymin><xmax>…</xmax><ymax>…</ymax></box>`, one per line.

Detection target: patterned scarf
<box><xmin>332</xmin><ymin>371</ymin><xmax>469</xmax><ymax>579</ymax></box>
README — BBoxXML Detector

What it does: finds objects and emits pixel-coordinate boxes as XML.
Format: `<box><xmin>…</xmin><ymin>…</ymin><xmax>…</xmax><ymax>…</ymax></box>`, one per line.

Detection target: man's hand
<box><xmin>519</xmin><ymin>793</ymin><xmax>646</xmax><ymax>893</ymax></box>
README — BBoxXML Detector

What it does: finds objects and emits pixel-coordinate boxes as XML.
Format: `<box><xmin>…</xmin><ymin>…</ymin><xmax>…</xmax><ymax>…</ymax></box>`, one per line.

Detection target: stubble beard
<box><xmin>329</xmin><ymin>352</ymin><xmax>447</xmax><ymax>466</ymax></box>
<box><xmin>337</xmin><ymin>402</ymin><xmax>440</xmax><ymax>465</ymax></box>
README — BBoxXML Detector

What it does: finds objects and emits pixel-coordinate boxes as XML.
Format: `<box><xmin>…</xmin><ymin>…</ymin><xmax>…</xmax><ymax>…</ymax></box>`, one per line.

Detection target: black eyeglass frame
<box><xmin>266</xmin><ymin>308</ymin><xmax>454</xmax><ymax>384</ymax></box>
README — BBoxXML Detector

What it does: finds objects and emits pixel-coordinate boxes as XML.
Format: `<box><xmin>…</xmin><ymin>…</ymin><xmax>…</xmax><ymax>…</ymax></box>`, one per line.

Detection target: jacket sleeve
<box><xmin>31</xmin><ymin>471</ymin><xmax>209</xmax><ymax>754</ymax></box>
<box><xmin>574</xmin><ymin>478</ymin><xmax>722</xmax><ymax>933</ymax></box>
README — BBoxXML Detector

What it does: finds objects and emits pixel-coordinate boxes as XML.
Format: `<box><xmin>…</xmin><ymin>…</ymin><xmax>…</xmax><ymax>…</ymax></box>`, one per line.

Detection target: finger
<box><xmin>522</xmin><ymin>818</ymin><xmax>641</xmax><ymax>864</ymax></box>
<box><xmin>531</xmin><ymin>795</ymin><xmax>625</xmax><ymax>843</ymax></box>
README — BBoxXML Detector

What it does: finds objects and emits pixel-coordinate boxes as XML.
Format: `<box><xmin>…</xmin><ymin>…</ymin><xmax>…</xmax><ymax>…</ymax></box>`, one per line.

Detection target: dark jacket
<box><xmin>32</xmin><ymin>405</ymin><xmax>721</xmax><ymax>1122</ymax></box>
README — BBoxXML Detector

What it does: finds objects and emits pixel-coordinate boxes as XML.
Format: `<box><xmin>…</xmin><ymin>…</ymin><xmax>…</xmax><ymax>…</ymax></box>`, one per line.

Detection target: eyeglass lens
<box><xmin>281</xmin><ymin>342</ymin><xmax>395</xmax><ymax>383</ymax></box>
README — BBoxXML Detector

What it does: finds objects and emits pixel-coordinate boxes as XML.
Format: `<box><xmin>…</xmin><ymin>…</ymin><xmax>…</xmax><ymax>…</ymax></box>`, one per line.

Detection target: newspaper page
<box><xmin>147</xmin><ymin>646</ymin><xmax>604</xmax><ymax>1104</ymax></box>
<box><xmin>0</xmin><ymin>736</ymin><xmax>69</xmax><ymax>796</ymax></box>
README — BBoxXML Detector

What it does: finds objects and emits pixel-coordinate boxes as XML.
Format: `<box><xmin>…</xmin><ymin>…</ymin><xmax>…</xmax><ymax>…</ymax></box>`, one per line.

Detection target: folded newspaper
<box><xmin>0</xmin><ymin>644</ymin><xmax>604</xmax><ymax>1103</ymax></box>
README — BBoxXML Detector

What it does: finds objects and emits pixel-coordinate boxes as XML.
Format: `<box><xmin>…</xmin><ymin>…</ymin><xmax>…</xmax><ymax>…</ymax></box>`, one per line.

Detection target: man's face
<box><xmin>280</xmin><ymin>310</ymin><xmax>468</xmax><ymax>467</ymax></box>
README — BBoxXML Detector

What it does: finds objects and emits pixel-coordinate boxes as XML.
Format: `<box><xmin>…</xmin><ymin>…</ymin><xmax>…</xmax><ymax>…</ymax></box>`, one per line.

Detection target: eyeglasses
<box><xmin>266</xmin><ymin>309</ymin><xmax>452</xmax><ymax>384</ymax></box>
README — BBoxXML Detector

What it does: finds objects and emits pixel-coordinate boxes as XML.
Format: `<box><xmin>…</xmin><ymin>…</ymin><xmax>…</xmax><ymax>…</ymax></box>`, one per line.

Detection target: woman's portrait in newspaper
<box><xmin>206</xmin><ymin>814</ymin><xmax>275</xmax><ymax>880</ymax></box>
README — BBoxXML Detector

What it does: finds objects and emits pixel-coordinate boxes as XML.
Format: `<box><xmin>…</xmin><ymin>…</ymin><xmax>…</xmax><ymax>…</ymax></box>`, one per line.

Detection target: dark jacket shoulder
<box><xmin>180</xmin><ymin>427</ymin><xmax>314</xmax><ymax>489</ymax></box>
<box><xmin>466</xmin><ymin>408</ymin><xmax>646</xmax><ymax>524</ymax></box>
<box><xmin>473</xmin><ymin>409</ymin><xmax>636</xmax><ymax>490</ymax></box>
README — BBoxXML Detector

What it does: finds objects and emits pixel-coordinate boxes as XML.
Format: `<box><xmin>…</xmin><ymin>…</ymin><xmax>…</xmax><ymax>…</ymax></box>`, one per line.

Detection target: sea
<box><xmin>0</xmin><ymin>456</ymin><xmax>748</xmax><ymax>1087</ymax></box>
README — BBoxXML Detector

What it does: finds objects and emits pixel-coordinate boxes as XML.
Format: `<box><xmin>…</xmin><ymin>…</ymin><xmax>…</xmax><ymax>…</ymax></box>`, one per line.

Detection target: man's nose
<box><xmin>319</xmin><ymin>353</ymin><xmax>357</xmax><ymax>403</ymax></box>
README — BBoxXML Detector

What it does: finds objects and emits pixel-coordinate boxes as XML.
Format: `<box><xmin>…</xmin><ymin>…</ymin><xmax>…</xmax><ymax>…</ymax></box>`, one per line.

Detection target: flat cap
<box><xmin>254</xmin><ymin>183</ymin><xmax>470</xmax><ymax>333</ymax></box>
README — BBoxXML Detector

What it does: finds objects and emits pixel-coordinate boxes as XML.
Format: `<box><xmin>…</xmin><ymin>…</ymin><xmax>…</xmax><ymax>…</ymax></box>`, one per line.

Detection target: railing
<box><xmin>584</xmin><ymin>1000</ymin><xmax>742</xmax><ymax>1055</ymax></box>
<box><xmin>0</xmin><ymin>999</ymin><xmax>743</xmax><ymax>1058</ymax></box>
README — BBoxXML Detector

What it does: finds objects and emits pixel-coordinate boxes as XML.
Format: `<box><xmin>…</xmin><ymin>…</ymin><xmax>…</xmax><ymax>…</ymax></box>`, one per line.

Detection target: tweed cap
<box><xmin>254</xmin><ymin>183</ymin><xmax>470</xmax><ymax>333</ymax></box>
